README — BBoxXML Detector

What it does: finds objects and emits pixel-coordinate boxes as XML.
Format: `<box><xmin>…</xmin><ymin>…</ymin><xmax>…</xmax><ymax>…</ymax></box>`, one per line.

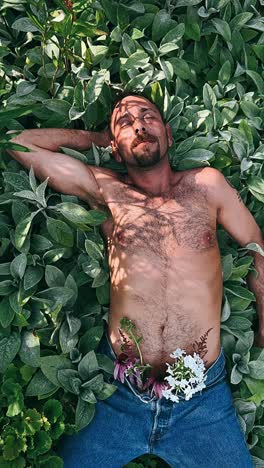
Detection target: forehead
<box><xmin>110</xmin><ymin>96</ymin><xmax>160</xmax><ymax>131</ymax></box>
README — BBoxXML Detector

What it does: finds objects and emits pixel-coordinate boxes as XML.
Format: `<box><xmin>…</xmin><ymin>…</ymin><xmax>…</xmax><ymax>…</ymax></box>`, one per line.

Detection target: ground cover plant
<box><xmin>0</xmin><ymin>0</ymin><xmax>264</xmax><ymax>466</ymax></box>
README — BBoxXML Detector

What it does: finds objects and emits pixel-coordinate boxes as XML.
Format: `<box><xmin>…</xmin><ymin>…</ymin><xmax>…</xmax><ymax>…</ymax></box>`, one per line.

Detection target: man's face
<box><xmin>110</xmin><ymin>96</ymin><xmax>172</xmax><ymax>169</ymax></box>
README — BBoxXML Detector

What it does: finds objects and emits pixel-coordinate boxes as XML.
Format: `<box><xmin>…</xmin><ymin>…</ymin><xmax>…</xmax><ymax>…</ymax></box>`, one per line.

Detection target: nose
<box><xmin>135</xmin><ymin>125</ymin><xmax>146</xmax><ymax>134</ymax></box>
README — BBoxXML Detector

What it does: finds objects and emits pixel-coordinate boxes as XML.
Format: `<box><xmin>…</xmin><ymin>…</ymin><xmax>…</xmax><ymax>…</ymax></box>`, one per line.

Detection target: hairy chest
<box><xmin>105</xmin><ymin>183</ymin><xmax>217</xmax><ymax>258</ymax></box>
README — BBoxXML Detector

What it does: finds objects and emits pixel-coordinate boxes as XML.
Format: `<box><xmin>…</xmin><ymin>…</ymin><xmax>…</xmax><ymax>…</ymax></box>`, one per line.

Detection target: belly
<box><xmin>108</xmin><ymin>245</ymin><xmax>223</xmax><ymax>377</ymax></box>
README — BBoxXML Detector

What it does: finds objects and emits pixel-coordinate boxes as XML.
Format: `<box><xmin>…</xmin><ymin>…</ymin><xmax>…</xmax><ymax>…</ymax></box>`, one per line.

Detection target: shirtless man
<box><xmin>7</xmin><ymin>94</ymin><xmax>262</xmax><ymax>467</ymax></box>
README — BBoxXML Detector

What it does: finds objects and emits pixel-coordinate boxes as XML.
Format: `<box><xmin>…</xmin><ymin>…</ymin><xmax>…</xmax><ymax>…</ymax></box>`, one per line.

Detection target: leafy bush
<box><xmin>0</xmin><ymin>0</ymin><xmax>264</xmax><ymax>466</ymax></box>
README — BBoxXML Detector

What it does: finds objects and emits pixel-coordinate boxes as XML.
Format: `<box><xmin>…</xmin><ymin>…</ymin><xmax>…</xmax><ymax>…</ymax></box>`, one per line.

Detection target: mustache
<box><xmin>131</xmin><ymin>133</ymin><xmax>157</xmax><ymax>148</ymax></box>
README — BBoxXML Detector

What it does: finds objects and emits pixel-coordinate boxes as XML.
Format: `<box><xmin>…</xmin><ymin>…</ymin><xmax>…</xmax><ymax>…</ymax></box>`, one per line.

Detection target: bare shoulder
<box><xmin>175</xmin><ymin>167</ymin><xmax>230</xmax><ymax>210</ymax></box>
<box><xmin>184</xmin><ymin>167</ymin><xmax>229</xmax><ymax>194</ymax></box>
<box><xmin>175</xmin><ymin>167</ymin><xmax>224</xmax><ymax>189</ymax></box>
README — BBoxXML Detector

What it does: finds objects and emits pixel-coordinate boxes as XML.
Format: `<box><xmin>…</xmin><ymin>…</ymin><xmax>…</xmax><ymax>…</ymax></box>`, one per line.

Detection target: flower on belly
<box><xmin>113</xmin><ymin>317</ymin><xmax>208</xmax><ymax>402</ymax></box>
<box><xmin>162</xmin><ymin>348</ymin><xmax>207</xmax><ymax>402</ymax></box>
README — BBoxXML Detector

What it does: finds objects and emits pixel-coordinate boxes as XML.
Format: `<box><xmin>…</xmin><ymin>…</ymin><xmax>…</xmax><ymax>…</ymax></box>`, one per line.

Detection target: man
<box><xmin>7</xmin><ymin>94</ymin><xmax>263</xmax><ymax>467</ymax></box>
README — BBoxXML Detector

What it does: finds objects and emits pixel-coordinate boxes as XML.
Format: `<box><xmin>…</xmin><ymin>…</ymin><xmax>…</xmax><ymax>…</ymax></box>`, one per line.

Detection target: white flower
<box><xmin>162</xmin><ymin>389</ymin><xmax>180</xmax><ymax>403</ymax></box>
<box><xmin>170</xmin><ymin>348</ymin><xmax>186</xmax><ymax>359</ymax></box>
<box><xmin>161</xmin><ymin>346</ymin><xmax>207</xmax><ymax>403</ymax></box>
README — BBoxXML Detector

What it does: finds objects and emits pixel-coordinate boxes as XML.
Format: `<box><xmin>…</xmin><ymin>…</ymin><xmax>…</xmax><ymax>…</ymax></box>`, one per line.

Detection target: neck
<box><xmin>126</xmin><ymin>155</ymin><xmax>175</xmax><ymax>196</ymax></box>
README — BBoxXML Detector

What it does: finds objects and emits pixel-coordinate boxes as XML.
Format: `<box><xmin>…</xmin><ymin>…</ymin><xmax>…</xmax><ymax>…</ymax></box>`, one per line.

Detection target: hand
<box><xmin>253</xmin><ymin>331</ymin><xmax>264</xmax><ymax>348</ymax></box>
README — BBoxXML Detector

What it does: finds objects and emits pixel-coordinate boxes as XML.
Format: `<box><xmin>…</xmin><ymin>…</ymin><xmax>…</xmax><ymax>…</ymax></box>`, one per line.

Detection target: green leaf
<box><xmin>203</xmin><ymin>83</ymin><xmax>217</xmax><ymax>110</ymax></box>
<box><xmin>55</xmin><ymin>202</ymin><xmax>107</xmax><ymax>225</ymax></box>
<box><xmin>87</xmin><ymin>40</ymin><xmax>109</xmax><ymax>66</ymax></box>
<box><xmin>252</xmin><ymin>44</ymin><xmax>264</xmax><ymax>62</ymax></box>
<box><xmin>85</xmin><ymin>239</ymin><xmax>103</xmax><ymax>261</ymax></box>
<box><xmin>43</xmin><ymin>248</ymin><xmax>68</xmax><ymax>264</ymax></box>
<box><xmin>122</xmin><ymin>33</ymin><xmax>136</xmax><ymax>56</ymax></box>
<box><xmin>229</xmin><ymin>12</ymin><xmax>253</xmax><ymax>31</ymax></box>
<box><xmin>160</xmin><ymin>23</ymin><xmax>185</xmax><ymax>45</ymax></box>
<box><xmin>35</xmin><ymin>178</ymin><xmax>48</xmax><ymax>207</ymax></box>
<box><xmin>242</xmin><ymin>243</ymin><xmax>264</xmax><ymax>257</ymax></box>
<box><xmin>248</xmin><ymin>361</ymin><xmax>264</xmax><ymax>380</ymax></box>
<box><xmin>96</xmin><ymin>382</ymin><xmax>118</xmax><ymax>400</ymax></box>
<box><xmin>221</xmin><ymin>295</ymin><xmax>231</xmax><ymax>322</ymax></box>
<box><xmin>174</xmin><ymin>0</ymin><xmax>203</xmax><ymax>6</ymax></box>
<box><xmin>125</xmin><ymin>71</ymin><xmax>153</xmax><ymax>92</ymax></box>
<box><xmin>46</xmin><ymin>217</ymin><xmax>74</xmax><ymax>247</ymax></box>
<box><xmin>43</xmin><ymin>99</ymin><xmax>71</xmax><ymax>117</ymax></box>
<box><xmin>152</xmin><ymin>10</ymin><xmax>174</xmax><ymax>42</ymax></box>
<box><xmin>10</xmin><ymin>253</ymin><xmax>27</xmax><ymax>280</ymax></box>
<box><xmin>60</xmin><ymin>147</ymin><xmax>87</xmax><ymax>163</ymax></box>
<box><xmin>34</xmin><ymin>287</ymin><xmax>74</xmax><ymax>310</ymax></box>
<box><xmin>30</xmin><ymin>234</ymin><xmax>53</xmax><ymax>252</ymax></box>
<box><xmin>0</xmin><ymin>280</ymin><xmax>15</xmax><ymax>296</ymax></box>
<box><xmin>59</xmin><ymin>320</ymin><xmax>78</xmax><ymax>354</ymax></box>
<box><xmin>79</xmin><ymin>326</ymin><xmax>104</xmax><ymax>354</ymax></box>
<box><xmin>45</xmin><ymin>265</ymin><xmax>65</xmax><ymax>288</ymax></box>
<box><xmin>97</xmin><ymin>354</ymin><xmax>115</xmax><ymax>374</ymax></box>
<box><xmin>81</xmin><ymin>373</ymin><xmax>104</xmax><ymax>393</ymax></box>
<box><xmin>211</xmin><ymin>18</ymin><xmax>231</xmax><ymax>42</ymax></box>
<box><xmin>12</xmin><ymin>17</ymin><xmax>40</xmax><ymax>32</ymax></box>
<box><xmin>85</xmin><ymin>70</ymin><xmax>106</xmax><ymax>105</ymax></box>
<box><xmin>225</xmin><ymin>284</ymin><xmax>255</xmax><ymax>301</ymax></box>
<box><xmin>244</xmin><ymin>376</ymin><xmax>264</xmax><ymax>400</ymax></box>
<box><xmin>169</xmin><ymin>58</ymin><xmax>191</xmax><ymax>79</ymax></box>
<box><xmin>80</xmin><ymin>387</ymin><xmax>97</xmax><ymax>404</ymax></box>
<box><xmin>0</xmin><ymin>262</ymin><xmax>11</xmax><ymax>276</ymax></box>
<box><xmin>29</xmin><ymin>166</ymin><xmax>37</xmax><ymax>192</ymax></box>
<box><xmin>4</xmin><ymin>172</ymin><xmax>31</xmax><ymax>191</ymax></box>
<box><xmin>0</xmin><ymin>297</ymin><xmax>15</xmax><ymax>328</ymax></box>
<box><xmin>19</xmin><ymin>330</ymin><xmax>40</xmax><ymax>367</ymax></box>
<box><xmin>43</xmin><ymin>399</ymin><xmax>63</xmax><ymax>423</ymax></box>
<box><xmin>12</xmin><ymin>200</ymin><xmax>31</xmax><ymax>225</ymax></box>
<box><xmin>222</xmin><ymin>254</ymin><xmax>233</xmax><ymax>281</ymax></box>
<box><xmin>245</xmin><ymin>70</ymin><xmax>264</xmax><ymax>94</ymax></box>
<box><xmin>23</xmin><ymin>266</ymin><xmax>44</xmax><ymax>290</ymax></box>
<box><xmin>0</xmin><ymin>332</ymin><xmax>21</xmax><ymax>373</ymax></box>
<box><xmin>15</xmin><ymin>212</ymin><xmax>36</xmax><ymax>250</ymax></box>
<box><xmin>57</xmin><ymin>369</ymin><xmax>81</xmax><ymax>394</ymax></box>
<box><xmin>75</xmin><ymin>397</ymin><xmax>95</xmax><ymax>431</ymax></box>
<box><xmin>121</xmin><ymin>52</ymin><xmax>149</xmax><ymax>71</ymax></box>
<box><xmin>40</xmin><ymin>355</ymin><xmax>73</xmax><ymax>386</ymax></box>
<box><xmin>92</xmin><ymin>269</ymin><xmax>109</xmax><ymax>287</ymax></box>
<box><xmin>247</xmin><ymin>177</ymin><xmax>264</xmax><ymax>203</ymax></box>
<box><xmin>78</xmin><ymin>350</ymin><xmax>99</xmax><ymax>380</ymax></box>
<box><xmin>218</xmin><ymin>61</ymin><xmax>231</xmax><ymax>86</ymax></box>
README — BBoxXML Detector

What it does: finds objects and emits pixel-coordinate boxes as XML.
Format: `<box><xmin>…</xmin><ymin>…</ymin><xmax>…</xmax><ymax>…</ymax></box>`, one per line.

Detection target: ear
<box><xmin>111</xmin><ymin>140</ymin><xmax>123</xmax><ymax>163</ymax></box>
<box><xmin>165</xmin><ymin>123</ymin><xmax>173</xmax><ymax>147</ymax></box>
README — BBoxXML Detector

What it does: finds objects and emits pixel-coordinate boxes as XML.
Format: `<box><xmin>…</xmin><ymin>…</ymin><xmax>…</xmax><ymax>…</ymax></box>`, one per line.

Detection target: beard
<box><xmin>132</xmin><ymin>141</ymin><xmax>161</xmax><ymax>167</ymax></box>
<box><xmin>118</xmin><ymin>134</ymin><xmax>165</xmax><ymax>168</ymax></box>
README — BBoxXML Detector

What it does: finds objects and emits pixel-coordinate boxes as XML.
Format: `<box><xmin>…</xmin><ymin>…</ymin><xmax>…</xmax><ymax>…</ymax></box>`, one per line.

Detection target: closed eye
<box><xmin>143</xmin><ymin>113</ymin><xmax>155</xmax><ymax>120</ymax></box>
<box><xmin>120</xmin><ymin>119</ymin><xmax>131</xmax><ymax>127</ymax></box>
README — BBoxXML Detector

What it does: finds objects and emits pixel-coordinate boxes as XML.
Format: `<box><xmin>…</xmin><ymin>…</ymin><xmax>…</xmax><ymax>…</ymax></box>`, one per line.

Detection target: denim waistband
<box><xmin>98</xmin><ymin>330</ymin><xmax>227</xmax><ymax>404</ymax></box>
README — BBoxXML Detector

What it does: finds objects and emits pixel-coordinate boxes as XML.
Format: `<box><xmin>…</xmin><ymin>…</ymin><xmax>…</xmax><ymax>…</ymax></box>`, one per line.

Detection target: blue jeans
<box><xmin>57</xmin><ymin>330</ymin><xmax>254</xmax><ymax>468</ymax></box>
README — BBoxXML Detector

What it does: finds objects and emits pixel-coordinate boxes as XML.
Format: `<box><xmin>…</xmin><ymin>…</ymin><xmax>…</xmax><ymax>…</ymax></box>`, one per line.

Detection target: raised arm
<box><xmin>206</xmin><ymin>167</ymin><xmax>264</xmax><ymax>346</ymax></box>
<box><xmin>6</xmin><ymin>128</ymin><xmax>116</xmax><ymax>207</ymax></box>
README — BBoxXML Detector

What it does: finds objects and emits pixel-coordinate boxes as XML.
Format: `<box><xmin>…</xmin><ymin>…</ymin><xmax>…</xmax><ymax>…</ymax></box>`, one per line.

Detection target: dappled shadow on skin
<box><xmin>99</xmin><ymin>169</ymin><xmax>221</xmax><ymax>373</ymax></box>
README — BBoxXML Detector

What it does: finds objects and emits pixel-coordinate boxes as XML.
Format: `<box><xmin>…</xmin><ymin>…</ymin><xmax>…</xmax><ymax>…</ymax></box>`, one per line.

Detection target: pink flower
<box><xmin>127</xmin><ymin>369</ymin><xmax>144</xmax><ymax>389</ymax></box>
<box><xmin>113</xmin><ymin>353</ymin><xmax>140</xmax><ymax>384</ymax></box>
<box><xmin>143</xmin><ymin>377</ymin><xmax>170</xmax><ymax>399</ymax></box>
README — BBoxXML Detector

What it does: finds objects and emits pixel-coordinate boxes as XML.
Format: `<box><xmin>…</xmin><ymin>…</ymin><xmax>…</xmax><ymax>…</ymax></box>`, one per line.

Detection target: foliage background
<box><xmin>0</xmin><ymin>0</ymin><xmax>264</xmax><ymax>466</ymax></box>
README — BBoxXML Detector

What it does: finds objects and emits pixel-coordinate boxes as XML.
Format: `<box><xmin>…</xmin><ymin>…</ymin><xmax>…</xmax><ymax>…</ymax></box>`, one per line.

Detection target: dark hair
<box><xmin>111</xmin><ymin>89</ymin><xmax>147</xmax><ymax>113</ymax></box>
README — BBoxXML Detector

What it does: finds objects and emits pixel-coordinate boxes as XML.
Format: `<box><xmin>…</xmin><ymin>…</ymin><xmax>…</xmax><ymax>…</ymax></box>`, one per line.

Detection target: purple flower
<box><xmin>127</xmin><ymin>369</ymin><xmax>144</xmax><ymax>389</ymax></box>
<box><xmin>143</xmin><ymin>377</ymin><xmax>170</xmax><ymax>399</ymax></box>
<box><xmin>113</xmin><ymin>353</ymin><xmax>140</xmax><ymax>384</ymax></box>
